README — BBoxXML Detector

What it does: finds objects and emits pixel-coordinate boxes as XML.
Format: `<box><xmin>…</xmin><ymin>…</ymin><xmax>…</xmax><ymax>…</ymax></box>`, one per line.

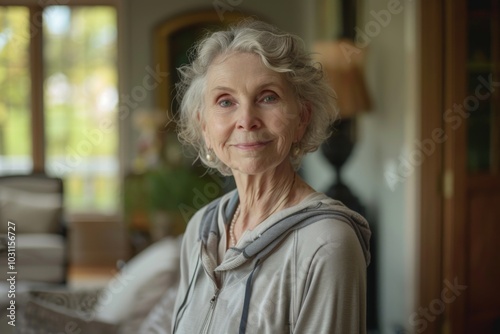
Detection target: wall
<box><xmin>304</xmin><ymin>0</ymin><xmax>419</xmax><ymax>333</ymax></box>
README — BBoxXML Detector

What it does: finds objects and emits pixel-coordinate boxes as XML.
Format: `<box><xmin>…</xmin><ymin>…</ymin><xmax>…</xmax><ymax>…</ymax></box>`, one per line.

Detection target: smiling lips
<box><xmin>233</xmin><ymin>140</ymin><xmax>273</xmax><ymax>150</ymax></box>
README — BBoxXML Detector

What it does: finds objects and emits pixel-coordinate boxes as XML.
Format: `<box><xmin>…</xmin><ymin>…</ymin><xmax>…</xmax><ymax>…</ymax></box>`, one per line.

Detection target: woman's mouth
<box><xmin>234</xmin><ymin>140</ymin><xmax>272</xmax><ymax>150</ymax></box>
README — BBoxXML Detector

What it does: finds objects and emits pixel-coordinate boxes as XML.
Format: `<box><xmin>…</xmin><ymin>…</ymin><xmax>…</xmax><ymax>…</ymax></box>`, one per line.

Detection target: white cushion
<box><xmin>93</xmin><ymin>235</ymin><xmax>181</xmax><ymax>324</ymax></box>
<box><xmin>15</xmin><ymin>234</ymin><xmax>65</xmax><ymax>263</ymax></box>
<box><xmin>0</xmin><ymin>187</ymin><xmax>62</xmax><ymax>234</ymax></box>
<box><xmin>0</xmin><ymin>234</ymin><xmax>66</xmax><ymax>283</ymax></box>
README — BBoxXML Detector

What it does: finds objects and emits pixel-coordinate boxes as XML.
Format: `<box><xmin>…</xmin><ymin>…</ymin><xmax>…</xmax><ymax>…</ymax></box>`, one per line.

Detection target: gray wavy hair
<box><xmin>175</xmin><ymin>19</ymin><xmax>338</xmax><ymax>176</ymax></box>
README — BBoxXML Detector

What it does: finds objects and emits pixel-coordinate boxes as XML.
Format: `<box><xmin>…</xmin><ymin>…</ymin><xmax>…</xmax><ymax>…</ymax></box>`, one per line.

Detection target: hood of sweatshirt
<box><xmin>173</xmin><ymin>189</ymin><xmax>371</xmax><ymax>334</ymax></box>
<box><xmin>199</xmin><ymin>189</ymin><xmax>371</xmax><ymax>269</ymax></box>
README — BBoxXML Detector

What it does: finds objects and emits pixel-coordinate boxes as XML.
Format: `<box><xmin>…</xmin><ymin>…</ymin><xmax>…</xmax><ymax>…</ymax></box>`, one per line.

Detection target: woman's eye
<box><xmin>218</xmin><ymin>99</ymin><xmax>233</xmax><ymax>107</ymax></box>
<box><xmin>262</xmin><ymin>95</ymin><xmax>277</xmax><ymax>103</ymax></box>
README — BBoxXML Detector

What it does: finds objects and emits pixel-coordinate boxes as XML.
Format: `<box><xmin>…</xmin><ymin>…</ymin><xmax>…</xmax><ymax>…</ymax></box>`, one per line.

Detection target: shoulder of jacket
<box><xmin>294</xmin><ymin>216</ymin><xmax>361</xmax><ymax>249</ymax></box>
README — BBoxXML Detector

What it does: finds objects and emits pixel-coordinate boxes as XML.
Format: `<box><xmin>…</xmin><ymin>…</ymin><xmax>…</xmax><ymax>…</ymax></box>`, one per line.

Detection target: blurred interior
<box><xmin>0</xmin><ymin>0</ymin><xmax>499</xmax><ymax>333</ymax></box>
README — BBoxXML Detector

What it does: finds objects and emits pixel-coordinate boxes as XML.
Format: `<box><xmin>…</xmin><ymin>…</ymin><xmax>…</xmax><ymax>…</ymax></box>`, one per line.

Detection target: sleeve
<box><xmin>292</xmin><ymin>222</ymin><xmax>367</xmax><ymax>334</ymax></box>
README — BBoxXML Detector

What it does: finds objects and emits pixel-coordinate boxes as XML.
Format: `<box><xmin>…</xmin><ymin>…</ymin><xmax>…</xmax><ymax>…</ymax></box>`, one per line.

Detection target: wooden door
<box><xmin>419</xmin><ymin>0</ymin><xmax>500</xmax><ymax>333</ymax></box>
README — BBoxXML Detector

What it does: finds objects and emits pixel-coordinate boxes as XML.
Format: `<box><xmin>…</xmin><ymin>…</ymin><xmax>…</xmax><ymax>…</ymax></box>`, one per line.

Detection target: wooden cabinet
<box><xmin>459</xmin><ymin>1</ymin><xmax>500</xmax><ymax>332</ymax></box>
<box><xmin>419</xmin><ymin>0</ymin><xmax>500</xmax><ymax>333</ymax></box>
<box><xmin>467</xmin><ymin>181</ymin><xmax>500</xmax><ymax>333</ymax></box>
<box><xmin>466</xmin><ymin>1</ymin><xmax>500</xmax><ymax>173</ymax></box>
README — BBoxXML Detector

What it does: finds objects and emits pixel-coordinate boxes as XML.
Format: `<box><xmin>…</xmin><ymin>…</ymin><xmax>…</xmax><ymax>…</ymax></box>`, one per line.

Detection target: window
<box><xmin>0</xmin><ymin>3</ymin><xmax>119</xmax><ymax>214</ymax></box>
<box><xmin>0</xmin><ymin>7</ymin><xmax>32</xmax><ymax>173</ymax></box>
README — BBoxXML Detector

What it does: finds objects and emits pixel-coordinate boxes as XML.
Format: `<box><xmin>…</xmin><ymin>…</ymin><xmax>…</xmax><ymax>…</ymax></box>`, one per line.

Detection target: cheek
<box><xmin>270</xmin><ymin>110</ymin><xmax>301</xmax><ymax>140</ymax></box>
<box><xmin>205</xmin><ymin>117</ymin><xmax>231</xmax><ymax>147</ymax></box>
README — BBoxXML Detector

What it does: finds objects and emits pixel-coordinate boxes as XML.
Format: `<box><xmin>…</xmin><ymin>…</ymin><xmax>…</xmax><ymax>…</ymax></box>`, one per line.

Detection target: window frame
<box><xmin>0</xmin><ymin>0</ymin><xmax>125</xmax><ymax>219</ymax></box>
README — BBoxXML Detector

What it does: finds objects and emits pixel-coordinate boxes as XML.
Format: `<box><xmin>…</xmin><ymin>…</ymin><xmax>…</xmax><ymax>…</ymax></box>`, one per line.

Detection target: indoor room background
<box><xmin>1</xmin><ymin>0</ymin><xmax>499</xmax><ymax>333</ymax></box>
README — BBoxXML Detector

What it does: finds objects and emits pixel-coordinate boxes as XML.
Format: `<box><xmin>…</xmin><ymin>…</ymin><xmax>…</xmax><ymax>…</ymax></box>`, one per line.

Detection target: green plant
<box><xmin>145</xmin><ymin>165</ymin><xmax>209</xmax><ymax>214</ymax></box>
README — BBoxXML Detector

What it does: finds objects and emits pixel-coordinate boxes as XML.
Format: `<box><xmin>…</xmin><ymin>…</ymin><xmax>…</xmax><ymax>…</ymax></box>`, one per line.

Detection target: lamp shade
<box><xmin>313</xmin><ymin>39</ymin><xmax>372</xmax><ymax>118</ymax></box>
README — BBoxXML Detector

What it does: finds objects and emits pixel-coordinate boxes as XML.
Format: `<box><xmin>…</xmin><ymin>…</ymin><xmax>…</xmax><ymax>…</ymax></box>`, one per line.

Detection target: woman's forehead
<box><xmin>206</xmin><ymin>52</ymin><xmax>288</xmax><ymax>92</ymax></box>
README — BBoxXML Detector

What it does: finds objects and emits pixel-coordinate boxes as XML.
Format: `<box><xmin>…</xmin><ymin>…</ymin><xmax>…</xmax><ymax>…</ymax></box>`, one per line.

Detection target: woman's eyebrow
<box><xmin>209</xmin><ymin>78</ymin><xmax>285</xmax><ymax>94</ymax></box>
<box><xmin>256</xmin><ymin>82</ymin><xmax>282</xmax><ymax>91</ymax></box>
<box><xmin>210</xmin><ymin>86</ymin><xmax>236</xmax><ymax>93</ymax></box>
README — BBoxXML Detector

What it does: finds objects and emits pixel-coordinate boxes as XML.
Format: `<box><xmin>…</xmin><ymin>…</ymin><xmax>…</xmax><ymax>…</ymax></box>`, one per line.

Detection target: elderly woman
<box><xmin>171</xmin><ymin>20</ymin><xmax>371</xmax><ymax>334</ymax></box>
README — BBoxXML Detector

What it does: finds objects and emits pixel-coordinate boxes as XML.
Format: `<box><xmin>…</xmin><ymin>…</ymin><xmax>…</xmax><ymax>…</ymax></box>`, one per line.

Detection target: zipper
<box><xmin>200</xmin><ymin>290</ymin><xmax>219</xmax><ymax>334</ymax></box>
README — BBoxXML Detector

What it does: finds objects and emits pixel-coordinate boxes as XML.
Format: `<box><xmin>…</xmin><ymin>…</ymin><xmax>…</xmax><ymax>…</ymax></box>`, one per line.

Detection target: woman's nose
<box><xmin>236</xmin><ymin>103</ymin><xmax>261</xmax><ymax>130</ymax></box>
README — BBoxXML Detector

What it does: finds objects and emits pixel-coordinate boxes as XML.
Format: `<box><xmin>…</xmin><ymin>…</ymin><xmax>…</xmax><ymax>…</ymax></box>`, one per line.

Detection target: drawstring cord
<box><xmin>238</xmin><ymin>259</ymin><xmax>261</xmax><ymax>334</ymax></box>
<box><xmin>172</xmin><ymin>255</ymin><xmax>201</xmax><ymax>333</ymax></box>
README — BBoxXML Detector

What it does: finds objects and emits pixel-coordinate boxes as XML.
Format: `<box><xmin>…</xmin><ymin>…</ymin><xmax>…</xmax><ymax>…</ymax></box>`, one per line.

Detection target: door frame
<box><xmin>418</xmin><ymin>0</ymin><xmax>445</xmax><ymax>332</ymax></box>
<box><xmin>418</xmin><ymin>0</ymin><xmax>468</xmax><ymax>333</ymax></box>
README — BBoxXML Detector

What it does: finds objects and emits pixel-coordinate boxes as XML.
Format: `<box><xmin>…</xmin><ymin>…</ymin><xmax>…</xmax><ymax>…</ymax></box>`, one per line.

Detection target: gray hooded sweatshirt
<box><xmin>172</xmin><ymin>190</ymin><xmax>371</xmax><ymax>334</ymax></box>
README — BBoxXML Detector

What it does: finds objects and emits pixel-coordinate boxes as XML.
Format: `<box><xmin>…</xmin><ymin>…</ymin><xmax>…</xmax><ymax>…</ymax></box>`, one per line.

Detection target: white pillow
<box><xmin>93</xmin><ymin>235</ymin><xmax>182</xmax><ymax>324</ymax></box>
<box><xmin>0</xmin><ymin>188</ymin><xmax>62</xmax><ymax>234</ymax></box>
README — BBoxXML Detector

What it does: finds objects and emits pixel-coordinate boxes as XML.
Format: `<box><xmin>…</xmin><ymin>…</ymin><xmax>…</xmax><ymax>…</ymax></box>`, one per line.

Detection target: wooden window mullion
<box><xmin>29</xmin><ymin>5</ymin><xmax>45</xmax><ymax>173</ymax></box>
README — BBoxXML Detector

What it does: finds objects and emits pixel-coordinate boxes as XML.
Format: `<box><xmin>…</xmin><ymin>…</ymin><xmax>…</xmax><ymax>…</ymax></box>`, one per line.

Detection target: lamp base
<box><xmin>321</xmin><ymin>118</ymin><xmax>364</xmax><ymax>215</ymax></box>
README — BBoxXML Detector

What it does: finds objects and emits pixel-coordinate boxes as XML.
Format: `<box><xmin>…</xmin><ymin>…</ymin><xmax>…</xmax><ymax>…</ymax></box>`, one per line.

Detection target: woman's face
<box><xmin>202</xmin><ymin>52</ymin><xmax>310</xmax><ymax>176</ymax></box>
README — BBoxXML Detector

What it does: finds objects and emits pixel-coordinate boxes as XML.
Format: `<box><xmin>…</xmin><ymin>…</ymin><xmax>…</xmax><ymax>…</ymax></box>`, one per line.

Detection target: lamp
<box><xmin>312</xmin><ymin>39</ymin><xmax>371</xmax><ymax>215</ymax></box>
<box><xmin>313</xmin><ymin>39</ymin><xmax>371</xmax><ymax>118</ymax></box>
